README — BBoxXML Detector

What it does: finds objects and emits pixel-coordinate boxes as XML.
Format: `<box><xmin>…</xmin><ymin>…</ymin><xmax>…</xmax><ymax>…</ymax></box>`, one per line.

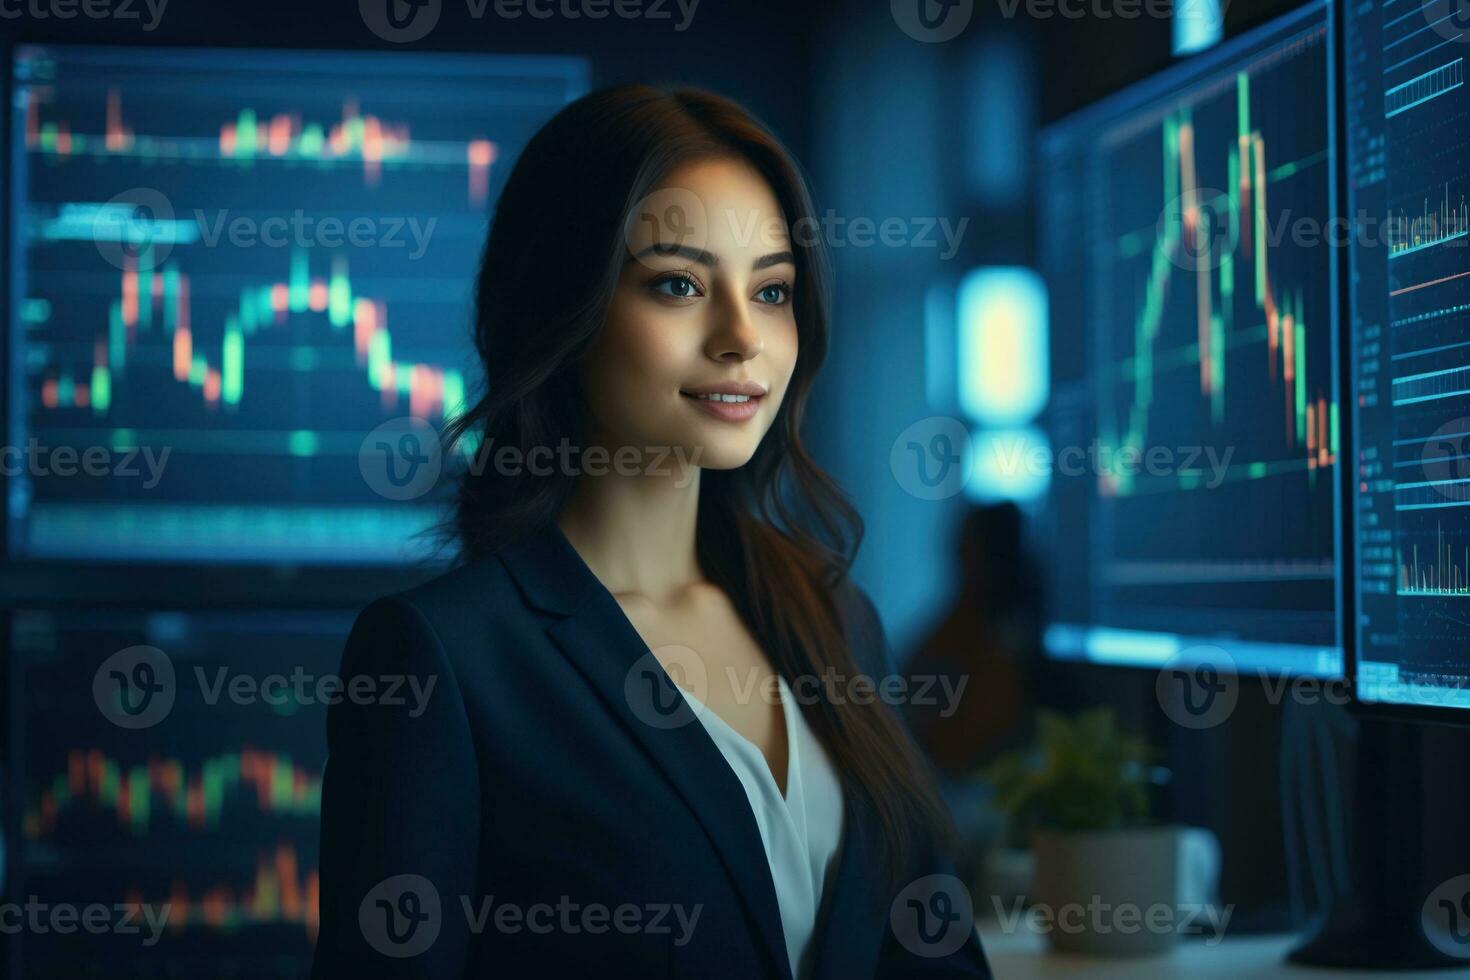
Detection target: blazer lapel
<box><xmin>496</xmin><ymin>521</ymin><xmax>795</xmax><ymax>980</ymax></box>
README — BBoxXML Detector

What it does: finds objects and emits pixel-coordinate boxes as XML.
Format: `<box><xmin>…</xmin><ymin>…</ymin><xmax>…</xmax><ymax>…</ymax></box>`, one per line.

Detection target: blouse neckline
<box><xmin>680</xmin><ymin>672</ymin><xmax>796</xmax><ymax>803</ymax></box>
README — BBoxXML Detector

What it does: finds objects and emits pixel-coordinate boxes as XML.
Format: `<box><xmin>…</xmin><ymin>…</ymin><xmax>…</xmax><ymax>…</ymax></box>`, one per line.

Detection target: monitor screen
<box><xmin>8</xmin><ymin>608</ymin><xmax>354</xmax><ymax>976</ymax></box>
<box><xmin>1346</xmin><ymin>0</ymin><xmax>1470</xmax><ymax>710</ymax></box>
<box><xmin>8</xmin><ymin>45</ymin><xmax>588</xmax><ymax>563</ymax></box>
<box><xmin>1037</xmin><ymin>0</ymin><xmax>1343</xmax><ymax>677</ymax></box>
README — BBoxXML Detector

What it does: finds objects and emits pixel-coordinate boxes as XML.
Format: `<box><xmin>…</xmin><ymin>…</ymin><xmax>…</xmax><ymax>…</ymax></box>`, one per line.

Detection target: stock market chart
<box><xmin>1349</xmin><ymin>0</ymin><xmax>1470</xmax><ymax>710</ymax></box>
<box><xmin>8</xmin><ymin>45</ymin><xmax>587</xmax><ymax>562</ymax></box>
<box><xmin>1040</xmin><ymin>0</ymin><xmax>1342</xmax><ymax>676</ymax></box>
<box><xmin>10</xmin><ymin>609</ymin><xmax>354</xmax><ymax>978</ymax></box>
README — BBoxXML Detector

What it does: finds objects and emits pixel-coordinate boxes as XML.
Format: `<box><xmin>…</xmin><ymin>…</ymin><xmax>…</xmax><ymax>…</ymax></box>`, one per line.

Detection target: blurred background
<box><xmin>5</xmin><ymin>0</ymin><xmax>1470</xmax><ymax>976</ymax></box>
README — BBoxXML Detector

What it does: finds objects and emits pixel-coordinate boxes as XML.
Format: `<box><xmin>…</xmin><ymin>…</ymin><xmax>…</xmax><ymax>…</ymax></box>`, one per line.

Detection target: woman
<box><xmin>312</xmin><ymin>84</ymin><xmax>991</xmax><ymax>979</ymax></box>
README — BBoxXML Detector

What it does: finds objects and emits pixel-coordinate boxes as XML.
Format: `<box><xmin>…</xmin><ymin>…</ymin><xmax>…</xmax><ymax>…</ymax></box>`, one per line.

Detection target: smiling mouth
<box><xmin>679</xmin><ymin>390</ymin><xmax>764</xmax><ymax>422</ymax></box>
<box><xmin>682</xmin><ymin>392</ymin><xmax>756</xmax><ymax>403</ymax></box>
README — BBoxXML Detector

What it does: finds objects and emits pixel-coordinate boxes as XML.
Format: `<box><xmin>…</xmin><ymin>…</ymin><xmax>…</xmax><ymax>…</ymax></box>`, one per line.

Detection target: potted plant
<box><xmin>981</xmin><ymin>707</ymin><xmax>1220</xmax><ymax>956</ymax></box>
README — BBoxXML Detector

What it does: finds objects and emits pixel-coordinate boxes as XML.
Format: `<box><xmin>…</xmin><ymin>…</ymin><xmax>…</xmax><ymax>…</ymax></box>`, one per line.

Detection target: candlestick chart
<box><xmin>9</xmin><ymin>608</ymin><xmax>352</xmax><ymax>978</ymax></box>
<box><xmin>1040</xmin><ymin>2</ymin><xmax>1341</xmax><ymax>674</ymax></box>
<box><xmin>8</xmin><ymin>45</ymin><xmax>587</xmax><ymax>562</ymax></box>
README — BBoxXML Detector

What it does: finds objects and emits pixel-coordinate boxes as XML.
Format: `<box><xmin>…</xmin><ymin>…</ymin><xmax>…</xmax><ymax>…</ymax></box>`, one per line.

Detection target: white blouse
<box><xmin>680</xmin><ymin>673</ymin><xmax>846</xmax><ymax>980</ymax></box>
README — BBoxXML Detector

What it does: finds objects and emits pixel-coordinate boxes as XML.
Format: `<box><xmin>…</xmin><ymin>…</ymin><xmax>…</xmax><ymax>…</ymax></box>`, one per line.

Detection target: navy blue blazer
<box><xmin>312</xmin><ymin>519</ymin><xmax>992</xmax><ymax>978</ymax></box>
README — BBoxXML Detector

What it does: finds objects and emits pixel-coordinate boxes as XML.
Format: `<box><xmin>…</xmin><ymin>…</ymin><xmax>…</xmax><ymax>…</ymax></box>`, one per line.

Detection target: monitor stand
<box><xmin>1287</xmin><ymin>718</ymin><xmax>1470</xmax><ymax>969</ymax></box>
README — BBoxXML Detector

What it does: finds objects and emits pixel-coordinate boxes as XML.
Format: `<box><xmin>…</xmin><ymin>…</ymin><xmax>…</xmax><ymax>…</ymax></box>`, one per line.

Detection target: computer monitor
<box><xmin>1343</xmin><ymin>0</ymin><xmax>1470</xmax><ymax>722</ymax></box>
<box><xmin>7</xmin><ymin>45</ymin><xmax>588</xmax><ymax>564</ymax></box>
<box><xmin>1036</xmin><ymin>0</ymin><xmax>1343</xmax><ymax>678</ymax></box>
<box><xmin>7</xmin><ymin>607</ymin><xmax>353</xmax><ymax>976</ymax></box>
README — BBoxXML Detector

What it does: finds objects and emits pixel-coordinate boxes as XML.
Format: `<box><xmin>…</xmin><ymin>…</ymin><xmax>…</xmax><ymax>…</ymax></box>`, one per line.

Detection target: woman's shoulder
<box><xmin>345</xmin><ymin>546</ymin><xmax>533</xmax><ymax>666</ymax></box>
<box><xmin>399</xmin><ymin>549</ymin><xmax>520</xmax><ymax>617</ymax></box>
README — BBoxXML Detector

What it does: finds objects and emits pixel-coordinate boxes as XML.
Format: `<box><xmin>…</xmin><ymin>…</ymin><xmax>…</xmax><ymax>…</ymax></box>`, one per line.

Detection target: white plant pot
<box><xmin>1029</xmin><ymin>825</ymin><xmax>1220</xmax><ymax>956</ymax></box>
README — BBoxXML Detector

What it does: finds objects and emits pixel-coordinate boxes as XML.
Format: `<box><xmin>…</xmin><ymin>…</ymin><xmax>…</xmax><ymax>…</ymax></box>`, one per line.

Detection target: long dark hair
<box><xmin>437</xmin><ymin>84</ymin><xmax>954</xmax><ymax>898</ymax></box>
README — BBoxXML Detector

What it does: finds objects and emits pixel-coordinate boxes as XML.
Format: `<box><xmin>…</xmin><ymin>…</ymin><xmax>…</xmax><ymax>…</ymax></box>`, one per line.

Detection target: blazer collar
<box><xmin>493</xmin><ymin>520</ymin><xmax>886</xmax><ymax>980</ymax></box>
<box><xmin>495</xmin><ymin>518</ymin><xmax>599</xmax><ymax>617</ymax></box>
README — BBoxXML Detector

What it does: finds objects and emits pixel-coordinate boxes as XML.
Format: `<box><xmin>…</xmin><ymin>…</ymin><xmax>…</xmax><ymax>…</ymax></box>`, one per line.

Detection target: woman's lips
<box><xmin>680</xmin><ymin>391</ymin><xmax>763</xmax><ymax>422</ymax></box>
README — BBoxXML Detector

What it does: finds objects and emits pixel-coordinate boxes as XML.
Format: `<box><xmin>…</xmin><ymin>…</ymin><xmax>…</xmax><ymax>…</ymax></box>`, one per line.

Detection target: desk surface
<box><xmin>979</xmin><ymin>925</ymin><xmax>1470</xmax><ymax>979</ymax></box>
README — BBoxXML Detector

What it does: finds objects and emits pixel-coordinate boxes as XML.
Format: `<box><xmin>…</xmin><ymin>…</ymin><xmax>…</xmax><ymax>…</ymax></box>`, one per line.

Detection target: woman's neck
<box><xmin>556</xmin><ymin>460</ymin><xmax>705</xmax><ymax>603</ymax></box>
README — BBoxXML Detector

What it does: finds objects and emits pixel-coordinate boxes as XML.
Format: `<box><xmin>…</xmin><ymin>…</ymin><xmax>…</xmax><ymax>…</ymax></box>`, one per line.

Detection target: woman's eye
<box><xmin>756</xmin><ymin>283</ymin><xmax>790</xmax><ymax>305</ymax></box>
<box><xmin>654</xmin><ymin>275</ymin><xmax>700</xmax><ymax>298</ymax></box>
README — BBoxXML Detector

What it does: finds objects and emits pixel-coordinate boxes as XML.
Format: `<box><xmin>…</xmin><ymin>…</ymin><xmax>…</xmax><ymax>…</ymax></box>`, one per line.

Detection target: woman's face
<box><xmin>583</xmin><ymin>156</ymin><xmax>799</xmax><ymax>471</ymax></box>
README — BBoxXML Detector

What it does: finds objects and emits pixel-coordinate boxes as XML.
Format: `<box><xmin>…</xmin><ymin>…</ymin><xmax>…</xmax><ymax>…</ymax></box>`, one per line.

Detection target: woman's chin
<box><xmin>680</xmin><ymin>440</ymin><xmax>760</xmax><ymax>471</ymax></box>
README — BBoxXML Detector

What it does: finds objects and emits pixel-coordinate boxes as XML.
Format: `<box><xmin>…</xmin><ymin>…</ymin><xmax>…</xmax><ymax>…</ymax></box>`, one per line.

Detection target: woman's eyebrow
<box><xmin>627</xmin><ymin>244</ymin><xmax>797</xmax><ymax>271</ymax></box>
<box><xmin>753</xmin><ymin>250</ymin><xmax>795</xmax><ymax>271</ymax></box>
<box><xmin>629</xmin><ymin>243</ymin><xmax>717</xmax><ymax>266</ymax></box>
